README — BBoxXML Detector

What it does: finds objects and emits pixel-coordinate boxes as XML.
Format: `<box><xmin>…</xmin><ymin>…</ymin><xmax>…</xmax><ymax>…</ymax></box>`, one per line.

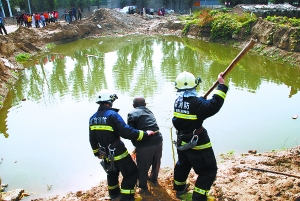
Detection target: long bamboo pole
<box><xmin>203</xmin><ymin>38</ymin><xmax>257</xmax><ymax>98</ymax></box>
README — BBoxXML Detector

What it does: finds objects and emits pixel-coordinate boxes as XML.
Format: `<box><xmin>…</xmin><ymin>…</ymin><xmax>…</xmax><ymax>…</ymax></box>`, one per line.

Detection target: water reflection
<box><xmin>20</xmin><ymin>36</ymin><xmax>298</xmax><ymax>102</ymax></box>
<box><xmin>0</xmin><ymin>36</ymin><xmax>299</xmax><ymax>197</ymax></box>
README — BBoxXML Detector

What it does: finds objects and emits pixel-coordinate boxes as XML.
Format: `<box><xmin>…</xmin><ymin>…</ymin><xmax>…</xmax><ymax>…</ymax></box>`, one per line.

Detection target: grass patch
<box><xmin>220</xmin><ymin>150</ymin><xmax>235</xmax><ymax>160</ymax></box>
<box><xmin>15</xmin><ymin>53</ymin><xmax>31</xmax><ymax>63</ymax></box>
<box><xmin>46</xmin><ymin>43</ymin><xmax>56</xmax><ymax>49</ymax></box>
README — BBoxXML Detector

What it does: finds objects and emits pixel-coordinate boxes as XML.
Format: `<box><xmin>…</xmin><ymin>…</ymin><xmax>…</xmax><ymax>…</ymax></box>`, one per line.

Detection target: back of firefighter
<box><xmin>89</xmin><ymin>89</ymin><xmax>154</xmax><ymax>201</ymax></box>
<box><xmin>172</xmin><ymin>71</ymin><xmax>228</xmax><ymax>201</ymax></box>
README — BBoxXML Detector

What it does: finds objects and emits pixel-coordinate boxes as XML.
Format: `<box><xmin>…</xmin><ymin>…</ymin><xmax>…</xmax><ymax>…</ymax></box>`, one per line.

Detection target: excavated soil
<box><xmin>1</xmin><ymin>8</ymin><xmax>300</xmax><ymax>201</ymax></box>
<box><xmin>29</xmin><ymin>146</ymin><xmax>300</xmax><ymax>201</ymax></box>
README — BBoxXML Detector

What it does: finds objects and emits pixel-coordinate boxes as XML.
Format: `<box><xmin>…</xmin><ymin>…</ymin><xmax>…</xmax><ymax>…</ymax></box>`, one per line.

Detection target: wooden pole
<box><xmin>203</xmin><ymin>38</ymin><xmax>257</xmax><ymax>98</ymax></box>
<box><xmin>239</xmin><ymin>166</ymin><xmax>300</xmax><ymax>179</ymax></box>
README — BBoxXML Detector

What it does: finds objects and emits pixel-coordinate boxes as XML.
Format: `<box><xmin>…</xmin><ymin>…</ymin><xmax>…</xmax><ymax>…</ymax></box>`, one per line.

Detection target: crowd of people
<box><xmin>89</xmin><ymin>71</ymin><xmax>228</xmax><ymax>201</ymax></box>
<box><xmin>13</xmin><ymin>5</ymin><xmax>83</xmax><ymax>28</ymax></box>
<box><xmin>64</xmin><ymin>6</ymin><xmax>82</xmax><ymax>24</ymax></box>
<box><xmin>16</xmin><ymin>11</ymin><xmax>59</xmax><ymax>28</ymax></box>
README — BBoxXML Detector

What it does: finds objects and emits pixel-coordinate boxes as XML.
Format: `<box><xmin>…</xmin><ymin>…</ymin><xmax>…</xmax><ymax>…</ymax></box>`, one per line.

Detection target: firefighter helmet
<box><xmin>96</xmin><ymin>89</ymin><xmax>118</xmax><ymax>104</ymax></box>
<box><xmin>175</xmin><ymin>71</ymin><xmax>201</xmax><ymax>91</ymax></box>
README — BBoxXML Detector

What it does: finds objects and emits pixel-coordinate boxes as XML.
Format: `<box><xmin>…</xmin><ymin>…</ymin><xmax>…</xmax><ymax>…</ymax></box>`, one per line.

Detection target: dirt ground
<box><xmin>28</xmin><ymin>146</ymin><xmax>300</xmax><ymax>201</ymax></box>
<box><xmin>1</xmin><ymin>9</ymin><xmax>300</xmax><ymax>201</ymax></box>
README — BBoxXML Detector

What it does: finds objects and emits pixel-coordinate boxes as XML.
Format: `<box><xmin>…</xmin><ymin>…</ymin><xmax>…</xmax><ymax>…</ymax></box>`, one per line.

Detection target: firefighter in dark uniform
<box><xmin>172</xmin><ymin>71</ymin><xmax>228</xmax><ymax>201</ymax></box>
<box><xmin>89</xmin><ymin>89</ymin><xmax>154</xmax><ymax>201</ymax></box>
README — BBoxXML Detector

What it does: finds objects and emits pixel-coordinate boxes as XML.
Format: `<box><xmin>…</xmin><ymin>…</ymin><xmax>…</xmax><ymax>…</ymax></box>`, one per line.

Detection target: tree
<box><xmin>120</xmin><ymin>0</ymin><xmax>128</xmax><ymax>7</ymax></box>
<box><xmin>185</xmin><ymin>0</ymin><xmax>193</xmax><ymax>10</ymax></box>
<box><xmin>172</xmin><ymin>0</ymin><xmax>177</xmax><ymax>10</ymax></box>
<box><xmin>162</xmin><ymin>0</ymin><xmax>170</xmax><ymax>7</ymax></box>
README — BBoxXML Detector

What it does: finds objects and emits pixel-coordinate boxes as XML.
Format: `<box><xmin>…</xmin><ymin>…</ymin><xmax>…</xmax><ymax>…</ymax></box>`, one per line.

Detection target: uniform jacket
<box><xmin>172</xmin><ymin>84</ymin><xmax>228</xmax><ymax>145</ymax></box>
<box><xmin>127</xmin><ymin>106</ymin><xmax>163</xmax><ymax>148</ymax></box>
<box><xmin>89</xmin><ymin>105</ymin><xmax>151</xmax><ymax>158</ymax></box>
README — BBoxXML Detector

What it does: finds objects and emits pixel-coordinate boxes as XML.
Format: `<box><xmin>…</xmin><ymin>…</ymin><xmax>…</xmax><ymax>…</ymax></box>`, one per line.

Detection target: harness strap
<box><xmin>183</xmin><ymin>126</ymin><xmax>204</xmax><ymax>136</ymax></box>
<box><xmin>110</xmin><ymin>138</ymin><xmax>121</xmax><ymax>148</ymax></box>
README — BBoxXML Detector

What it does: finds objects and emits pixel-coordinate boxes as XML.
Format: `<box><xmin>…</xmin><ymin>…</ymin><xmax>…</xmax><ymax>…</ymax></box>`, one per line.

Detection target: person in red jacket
<box><xmin>53</xmin><ymin>11</ymin><xmax>58</xmax><ymax>22</ymax></box>
<box><xmin>43</xmin><ymin>12</ymin><xmax>49</xmax><ymax>25</ymax></box>
<box><xmin>35</xmin><ymin>13</ymin><xmax>40</xmax><ymax>28</ymax></box>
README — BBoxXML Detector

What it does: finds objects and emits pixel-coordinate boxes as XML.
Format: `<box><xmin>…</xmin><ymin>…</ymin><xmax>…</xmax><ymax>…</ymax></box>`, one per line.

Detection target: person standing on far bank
<box><xmin>77</xmin><ymin>7</ymin><xmax>82</xmax><ymax>20</ymax></box>
<box><xmin>172</xmin><ymin>71</ymin><xmax>228</xmax><ymax>201</ymax></box>
<box><xmin>0</xmin><ymin>8</ymin><xmax>7</xmax><ymax>35</ymax></box>
<box><xmin>89</xmin><ymin>89</ymin><xmax>155</xmax><ymax>201</ymax></box>
<box><xmin>127</xmin><ymin>96</ymin><xmax>163</xmax><ymax>194</ymax></box>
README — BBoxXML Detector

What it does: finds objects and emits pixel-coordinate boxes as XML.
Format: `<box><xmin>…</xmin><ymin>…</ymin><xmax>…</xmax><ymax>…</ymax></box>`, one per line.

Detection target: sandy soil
<box><xmin>26</xmin><ymin>146</ymin><xmax>300</xmax><ymax>201</ymax></box>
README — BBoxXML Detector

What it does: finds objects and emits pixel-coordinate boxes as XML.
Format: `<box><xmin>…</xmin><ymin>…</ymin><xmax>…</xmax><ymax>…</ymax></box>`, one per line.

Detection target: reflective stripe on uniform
<box><xmin>90</xmin><ymin>125</ymin><xmax>114</xmax><ymax>131</ymax></box>
<box><xmin>174</xmin><ymin>180</ymin><xmax>186</xmax><ymax>186</ymax></box>
<box><xmin>93</xmin><ymin>148</ymin><xmax>99</xmax><ymax>154</ymax></box>
<box><xmin>214</xmin><ymin>90</ymin><xmax>226</xmax><ymax>99</ymax></box>
<box><xmin>136</xmin><ymin>130</ymin><xmax>144</xmax><ymax>141</ymax></box>
<box><xmin>107</xmin><ymin>150</ymin><xmax>129</xmax><ymax>161</ymax></box>
<box><xmin>120</xmin><ymin>189</ymin><xmax>135</xmax><ymax>194</ymax></box>
<box><xmin>194</xmin><ymin>186</ymin><xmax>209</xmax><ymax>195</ymax></box>
<box><xmin>181</xmin><ymin>141</ymin><xmax>212</xmax><ymax>150</ymax></box>
<box><xmin>108</xmin><ymin>184</ymin><xmax>119</xmax><ymax>190</ymax></box>
<box><xmin>174</xmin><ymin>112</ymin><xmax>197</xmax><ymax>120</ymax></box>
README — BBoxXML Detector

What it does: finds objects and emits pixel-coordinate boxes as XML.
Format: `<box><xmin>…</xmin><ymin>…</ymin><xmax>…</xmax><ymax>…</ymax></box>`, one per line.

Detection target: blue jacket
<box><xmin>89</xmin><ymin>105</ymin><xmax>151</xmax><ymax>158</ymax></box>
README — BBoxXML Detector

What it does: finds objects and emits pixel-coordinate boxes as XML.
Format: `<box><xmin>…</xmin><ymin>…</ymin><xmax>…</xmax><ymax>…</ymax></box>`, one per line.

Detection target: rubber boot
<box><xmin>207</xmin><ymin>195</ymin><xmax>214</xmax><ymax>201</ymax></box>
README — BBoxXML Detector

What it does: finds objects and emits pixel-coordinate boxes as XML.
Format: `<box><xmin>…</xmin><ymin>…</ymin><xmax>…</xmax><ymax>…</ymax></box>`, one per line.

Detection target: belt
<box><xmin>98</xmin><ymin>138</ymin><xmax>121</xmax><ymax>149</ymax></box>
<box><xmin>183</xmin><ymin>126</ymin><xmax>204</xmax><ymax>137</ymax></box>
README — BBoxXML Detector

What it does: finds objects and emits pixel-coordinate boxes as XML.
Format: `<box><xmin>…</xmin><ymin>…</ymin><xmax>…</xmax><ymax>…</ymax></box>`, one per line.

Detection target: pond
<box><xmin>0</xmin><ymin>35</ymin><xmax>299</xmax><ymax>199</ymax></box>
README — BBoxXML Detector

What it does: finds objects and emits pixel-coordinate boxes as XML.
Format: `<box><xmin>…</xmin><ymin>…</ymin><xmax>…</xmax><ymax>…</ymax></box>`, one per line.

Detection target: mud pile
<box><xmin>234</xmin><ymin>4</ymin><xmax>300</xmax><ymax>18</ymax></box>
<box><xmin>27</xmin><ymin>146</ymin><xmax>300</xmax><ymax>201</ymax></box>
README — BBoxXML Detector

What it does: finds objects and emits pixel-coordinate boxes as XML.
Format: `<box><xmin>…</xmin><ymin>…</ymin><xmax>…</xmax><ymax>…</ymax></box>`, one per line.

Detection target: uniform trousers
<box><xmin>107</xmin><ymin>155</ymin><xmax>138</xmax><ymax>201</ymax></box>
<box><xmin>136</xmin><ymin>142</ymin><xmax>162</xmax><ymax>188</ymax></box>
<box><xmin>174</xmin><ymin>147</ymin><xmax>217</xmax><ymax>201</ymax></box>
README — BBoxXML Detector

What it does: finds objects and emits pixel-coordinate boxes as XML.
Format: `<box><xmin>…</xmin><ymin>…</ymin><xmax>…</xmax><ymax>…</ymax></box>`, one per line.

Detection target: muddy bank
<box><xmin>3</xmin><ymin>146</ymin><xmax>299</xmax><ymax>200</ymax></box>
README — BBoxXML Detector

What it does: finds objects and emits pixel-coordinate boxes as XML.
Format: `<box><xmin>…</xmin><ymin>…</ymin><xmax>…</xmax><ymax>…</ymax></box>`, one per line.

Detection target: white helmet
<box><xmin>175</xmin><ymin>71</ymin><xmax>201</xmax><ymax>91</ymax></box>
<box><xmin>96</xmin><ymin>89</ymin><xmax>118</xmax><ymax>104</ymax></box>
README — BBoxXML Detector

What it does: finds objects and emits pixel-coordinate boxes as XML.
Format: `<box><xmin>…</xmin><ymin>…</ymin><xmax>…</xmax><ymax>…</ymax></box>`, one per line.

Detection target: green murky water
<box><xmin>1</xmin><ymin>35</ymin><xmax>299</xmax><ymax>198</ymax></box>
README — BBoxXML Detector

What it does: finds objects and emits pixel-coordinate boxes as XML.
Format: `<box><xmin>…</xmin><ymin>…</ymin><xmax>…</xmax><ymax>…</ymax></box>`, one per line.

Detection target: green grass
<box><xmin>15</xmin><ymin>53</ymin><xmax>31</xmax><ymax>63</ymax></box>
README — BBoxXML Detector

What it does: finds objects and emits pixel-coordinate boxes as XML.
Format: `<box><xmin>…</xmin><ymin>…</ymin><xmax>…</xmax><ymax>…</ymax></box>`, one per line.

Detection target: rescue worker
<box><xmin>172</xmin><ymin>71</ymin><xmax>228</xmax><ymax>201</ymax></box>
<box><xmin>127</xmin><ymin>96</ymin><xmax>163</xmax><ymax>194</ymax></box>
<box><xmin>89</xmin><ymin>89</ymin><xmax>155</xmax><ymax>201</ymax></box>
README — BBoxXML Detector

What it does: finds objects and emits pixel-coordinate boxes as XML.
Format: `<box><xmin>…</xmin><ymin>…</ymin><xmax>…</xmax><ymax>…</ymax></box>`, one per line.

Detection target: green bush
<box><xmin>180</xmin><ymin>8</ymin><xmax>257</xmax><ymax>40</ymax></box>
<box><xmin>266</xmin><ymin>15</ymin><xmax>300</xmax><ymax>27</ymax></box>
<box><xmin>210</xmin><ymin>13</ymin><xmax>257</xmax><ymax>40</ymax></box>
